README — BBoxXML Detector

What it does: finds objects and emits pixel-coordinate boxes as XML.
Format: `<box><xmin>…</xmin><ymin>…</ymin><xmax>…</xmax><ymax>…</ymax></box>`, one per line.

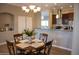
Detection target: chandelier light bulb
<box><xmin>22</xmin><ymin>5</ymin><xmax>41</xmax><ymax>13</ymax></box>
<box><xmin>56</xmin><ymin>14</ymin><xmax>59</xmax><ymax>19</ymax></box>
<box><xmin>25</xmin><ymin>9</ymin><xmax>30</xmax><ymax>13</ymax></box>
<box><xmin>29</xmin><ymin>5</ymin><xmax>36</xmax><ymax>10</ymax></box>
<box><xmin>22</xmin><ymin>6</ymin><xmax>26</xmax><ymax>11</ymax></box>
<box><xmin>33</xmin><ymin>9</ymin><xmax>38</xmax><ymax>13</ymax></box>
<box><xmin>37</xmin><ymin>7</ymin><xmax>41</xmax><ymax>11</ymax></box>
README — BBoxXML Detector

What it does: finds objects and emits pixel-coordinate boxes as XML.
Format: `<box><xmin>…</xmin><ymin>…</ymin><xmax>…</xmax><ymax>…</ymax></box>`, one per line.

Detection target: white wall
<box><xmin>35</xmin><ymin>29</ymin><xmax>72</xmax><ymax>50</ymax></box>
<box><xmin>72</xmin><ymin>4</ymin><xmax>79</xmax><ymax>55</ymax></box>
<box><xmin>0</xmin><ymin>31</ymin><xmax>14</xmax><ymax>43</ymax></box>
<box><xmin>32</xmin><ymin>12</ymin><xmax>41</xmax><ymax>28</ymax></box>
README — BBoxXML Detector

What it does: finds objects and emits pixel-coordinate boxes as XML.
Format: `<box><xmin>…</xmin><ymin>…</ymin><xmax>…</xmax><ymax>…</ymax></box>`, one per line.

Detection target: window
<box><xmin>18</xmin><ymin>16</ymin><xmax>26</xmax><ymax>33</ymax></box>
<box><xmin>18</xmin><ymin>16</ymin><xmax>32</xmax><ymax>33</ymax></box>
<box><xmin>41</xmin><ymin>20</ymin><xmax>48</xmax><ymax>26</ymax></box>
<box><xmin>41</xmin><ymin>11</ymin><xmax>49</xmax><ymax>29</ymax></box>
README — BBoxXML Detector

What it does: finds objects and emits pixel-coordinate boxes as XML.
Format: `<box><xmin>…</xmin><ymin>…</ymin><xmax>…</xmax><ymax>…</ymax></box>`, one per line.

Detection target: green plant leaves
<box><xmin>23</xmin><ymin>29</ymin><xmax>36</xmax><ymax>36</ymax></box>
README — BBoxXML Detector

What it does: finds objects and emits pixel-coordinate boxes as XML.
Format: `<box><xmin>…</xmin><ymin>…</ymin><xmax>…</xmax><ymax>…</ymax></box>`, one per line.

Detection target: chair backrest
<box><xmin>14</xmin><ymin>34</ymin><xmax>23</xmax><ymax>43</ymax></box>
<box><xmin>44</xmin><ymin>40</ymin><xmax>53</xmax><ymax>55</ymax></box>
<box><xmin>39</xmin><ymin>33</ymin><xmax>48</xmax><ymax>43</ymax></box>
<box><xmin>6</xmin><ymin>40</ymin><xmax>15</xmax><ymax>55</ymax></box>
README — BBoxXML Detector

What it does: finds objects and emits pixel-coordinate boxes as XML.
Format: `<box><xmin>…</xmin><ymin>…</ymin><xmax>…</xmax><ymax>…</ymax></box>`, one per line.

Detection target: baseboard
<box><xmin>52</xmin><ymin>45</ymin><xmax>72</xmax><ymax>51</ymax></box>
<box><xmin>0</xmin><ymin>42</ymin><xmax>72</xmax><ymax>51</ymax></box>
<box><xmin>0</xmin><ymin>53</ymin><xmax>9</xmax><ymax>55</ymax></box>
<box><xmin>0</xmin><ymin>42</ymin><xmax>6</xmax><ymax>45</ymax></box>
<box><xmin>0</xmin><ymin>40</ymin><xmax>14</xmax><ymax>46</ymax></box>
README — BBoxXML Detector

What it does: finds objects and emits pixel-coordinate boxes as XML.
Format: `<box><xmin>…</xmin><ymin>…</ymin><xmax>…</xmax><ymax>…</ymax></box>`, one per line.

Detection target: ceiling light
<box><xmin>29</xmin><ymin>5</ymin><xmax>36</xmax><ymax>10</ymax></box>
<box><xmin>25</xmin><ymin>9</ymin><xmax>30</xmax><ymax>13</ymax></box>
<box><xmin>37</xmin><ymin>7</ymin><xmax>41</xmax><ymax>11</ymax></box>
<box><xmin>22</xmin><ymin>6</ymin><xmax>27</xmax><ymax>11</ymax></box>
<box><xmin>22</xmin><ymin>5</ymin><xmax>41</xmax><ymax>13</ymax></box>
<box><xmin>56</xmin><ymin>14</ymin><xmax>59</xmax><ymax>19</ymax></box>
<box><xmin>33</xmin><ymin>9</ymin><xmax>38</xmax><ymax>13</ymax></box>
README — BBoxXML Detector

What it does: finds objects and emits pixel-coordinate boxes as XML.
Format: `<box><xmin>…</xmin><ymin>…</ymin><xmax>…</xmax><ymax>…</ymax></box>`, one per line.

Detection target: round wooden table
<box><xmin>16</xmin><ymin>39</ymin><xmax>45</xmax><ymax>54</ymax></box>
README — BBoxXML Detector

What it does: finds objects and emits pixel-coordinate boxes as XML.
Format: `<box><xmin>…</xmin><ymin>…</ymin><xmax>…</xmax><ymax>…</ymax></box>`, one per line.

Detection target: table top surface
<box><xmin>16</xmin><ymin>39</ymin><xmax>44</xmax><ymax>50</ymax></box>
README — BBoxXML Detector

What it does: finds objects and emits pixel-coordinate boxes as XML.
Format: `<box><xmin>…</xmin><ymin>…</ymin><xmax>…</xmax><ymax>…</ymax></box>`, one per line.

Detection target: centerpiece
<box><xmin>23</xmin><ymin>29</ymin><xmax>36</xmax><ymax>43</ymax></box>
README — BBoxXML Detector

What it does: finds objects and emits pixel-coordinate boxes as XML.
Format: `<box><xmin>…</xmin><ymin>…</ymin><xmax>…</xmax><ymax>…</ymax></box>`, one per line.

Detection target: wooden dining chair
<box><xmin>35</xmin><ymin>40</ymin><xmax>53</xmax><ymax>55</ymax></box>
<box><xmin>14</xmin><ymin>34</ymin><xmax>29</xmax><ymax>55</ymax></box>
<box><xmin>13</xmin><ymin>33</ymin><xmax>23</xmax><ymax>43</ymax></box>
<box><xmin>6</xmin><ymin>40</ymin><xmax>15</xmax><ymax>55</ymax></box>
<box><xmin>32</xmin><ymin>33</ymin><xmax>48</xmax><ymax>54</ymax></box>
<box><xmin>44</xmin><ymin>40</ymin><xmax>53</xmax><ymax>55</ymax></box>
<box><xmin>39</xmin><ymin>33</ymin><xmax>48</xmax><ymax>43</ymax></box>
<box><xmin>6</xmin><ymin>40</ymin><xmax>26</xmax><ymax>55</ymax></box>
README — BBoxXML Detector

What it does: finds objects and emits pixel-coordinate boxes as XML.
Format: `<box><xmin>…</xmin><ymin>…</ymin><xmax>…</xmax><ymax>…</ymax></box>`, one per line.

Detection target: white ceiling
<box><xmin>8</xmin><ymin>3</ymin><xmax>74</xmax><ymax>10</ymax></box>
<box><xmin>0</xmin><ymin>3</ymin><xmax>74</xmax><ymax>14</ymax></box>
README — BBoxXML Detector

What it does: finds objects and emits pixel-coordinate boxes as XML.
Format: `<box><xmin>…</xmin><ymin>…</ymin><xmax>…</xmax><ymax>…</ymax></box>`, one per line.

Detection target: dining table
<box><xmin>16</xmin><ymin>39</ymin><xmax>45</xmax><ymax>54</ymax></box>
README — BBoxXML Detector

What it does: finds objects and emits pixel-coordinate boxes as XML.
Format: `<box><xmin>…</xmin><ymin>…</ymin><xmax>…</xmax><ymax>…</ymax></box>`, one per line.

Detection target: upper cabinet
<box><xmin>62</xmin><ymin>13</ymin><xmax>74</xmax><ymax>25</ymax></box>
<box><xmin>52</xmin><ymin>13</ymin><xmax>74</xmax><ymax>25</ymax></box>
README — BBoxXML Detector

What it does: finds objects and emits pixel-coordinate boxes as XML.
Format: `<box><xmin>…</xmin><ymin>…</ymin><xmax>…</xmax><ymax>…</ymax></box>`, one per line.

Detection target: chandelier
<box><xmin>22</xmin><ymin>5</ymin><xmax>41</xmax><ymax>13</ymax></box>
<box><xmin>56</xmin><ymin>9</ymin><xmax>62</xmax><ymax>19</ymax></box>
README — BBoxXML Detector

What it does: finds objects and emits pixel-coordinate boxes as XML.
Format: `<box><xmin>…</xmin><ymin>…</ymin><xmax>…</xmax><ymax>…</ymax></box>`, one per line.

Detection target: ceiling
<box><xmin>8</xmin><ymin>3</ymin><xmax>74</xmax><ymax>10</ymax></box>
<box><xmin>0</xmin><ymin>3</ymin><xmax>74</xmax><ymax>14</ymax></box>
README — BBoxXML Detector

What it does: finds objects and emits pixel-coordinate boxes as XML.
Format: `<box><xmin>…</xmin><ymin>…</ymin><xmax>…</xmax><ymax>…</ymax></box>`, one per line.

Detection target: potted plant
<box><xmin>23</xmin><ymin>29</ymin><xmax>36</xmax><ymax>43</ymax></box>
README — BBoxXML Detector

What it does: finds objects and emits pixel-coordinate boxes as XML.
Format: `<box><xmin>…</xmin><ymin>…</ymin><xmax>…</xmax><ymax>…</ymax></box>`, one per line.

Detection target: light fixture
<box><xmin>37</xmin><ymin>7</ymin><xmax>41</xmax><ymax>11</ymax></box>
<box><xmin>56</xmin><ymin>9</ymin><xmax>62</xmax><ymax>26</ymax></box>
<box><xmin>56</xmin><ymin>14</ymin><xmax>59</xmax><ymax>19</ymax></box>
<box><xmin>25</xmin><ymin>9</ymin><xmax>30</xmax><ymax>13</ymax></box>
<box><xmin>22</xmin><ymin>5</ymin><xmax>41</xmax><ymax>13</ymax></box>
<box><xmin>29</xmin><ymin>5</ymin><xmax>36</xmax><ymax>10</ymax></box>
<box><xmin>56</xmin><ymin>9</ymin><xmax>62</xmax><ymax>19</ymax></box>
<box><xmin>33</xmin><ymin>9</ymin><xmax>38</xmax><ymax>13</ymax></box>
<box><xmin>22</xmin><ymin>6</ymin><xmax>27</xmax><ymax>11</ymax></box>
